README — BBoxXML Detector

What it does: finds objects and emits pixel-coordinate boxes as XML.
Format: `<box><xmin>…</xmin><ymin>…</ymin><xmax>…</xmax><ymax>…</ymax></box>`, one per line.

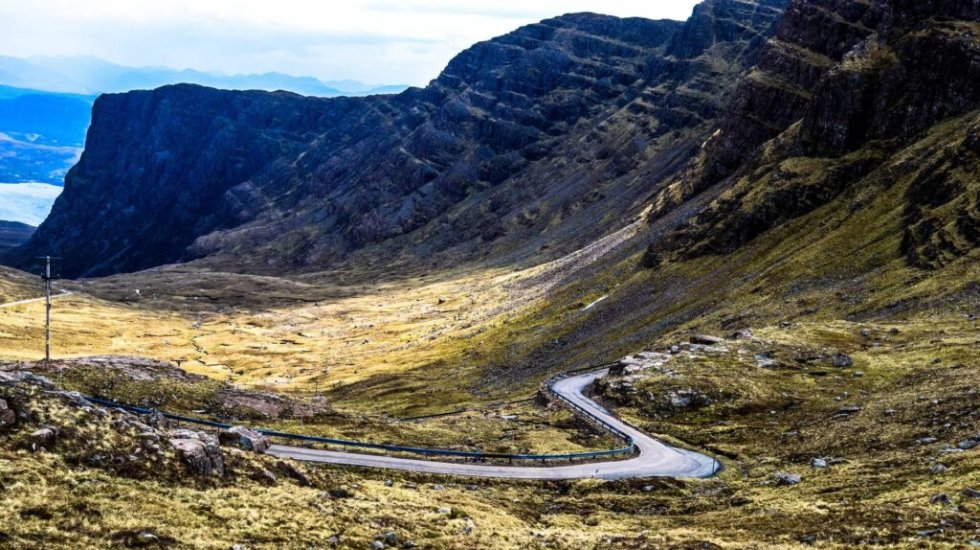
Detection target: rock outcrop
<box><xmin>169</xmin><ymin>429</ymin><xmax>226</xmax><ymax>476</ymax></box>
<box><xmin>220</xmin><ymin>426</ymin><xmax>271</xmax><ymax>453</ymax></box>
<box><xmin>644</xmin><ymin>0</ymin><xmax>980</xmax><ymax>267</ymax></box>
<box><xmin>5</xmin><ymin>4</ymin><xmax>787</xmax><ymax>277</ymax></box>
<box><xmin>0</xmin><ymin>362</ymin><xmax>318</xmax><ymax>483</ymax></box>
<box><xmin>0</xmin><ymin>397</ymin><xmax>15</xmax><ymax>428</ymax></box>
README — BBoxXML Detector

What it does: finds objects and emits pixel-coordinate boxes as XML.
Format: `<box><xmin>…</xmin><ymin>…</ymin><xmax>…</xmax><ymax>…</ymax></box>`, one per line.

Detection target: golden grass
<box><xmin>0</xmin><ymin>101</ymin><xmax>976</xmax><ymax>549</ymax></box>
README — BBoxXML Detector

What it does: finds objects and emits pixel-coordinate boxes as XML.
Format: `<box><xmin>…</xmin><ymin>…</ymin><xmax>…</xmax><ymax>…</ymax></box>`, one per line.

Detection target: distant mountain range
<box><xmin>0</xmin><ymin>220</ymin><xmax>35</xmax><ymax>254</ymax></box>
<box><xmin>0</xmin><ymin>56</ymin><xmax>408</xmax><ymax>97</ymax></box>
<box><xmin>0</xmin><ymin>58</ymin><xmax>408</xmax><ymax>189</ymax></box>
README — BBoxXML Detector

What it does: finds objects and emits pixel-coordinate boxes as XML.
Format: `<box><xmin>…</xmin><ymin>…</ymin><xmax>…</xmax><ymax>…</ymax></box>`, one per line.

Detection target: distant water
<box><xmin>0</xmin><ymin>182</ymin><xmax>62</xmax><ymax>225</ymax></box>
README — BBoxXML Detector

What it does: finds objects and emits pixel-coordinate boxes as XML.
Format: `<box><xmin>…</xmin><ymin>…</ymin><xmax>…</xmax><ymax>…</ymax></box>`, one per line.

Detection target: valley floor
<box><xmin>0</xmin><ymin>311</ymin><xmax>977</xmax><ymax>549</ymax></box>
<box><xmin>0</xmin><ymin>157</ymin><xmax>978</xmax><ymax>547</ymax></box>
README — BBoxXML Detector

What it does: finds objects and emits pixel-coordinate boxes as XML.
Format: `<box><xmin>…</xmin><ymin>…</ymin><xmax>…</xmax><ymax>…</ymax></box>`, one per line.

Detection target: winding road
<box><xmin>0</xmin><ymin>290</ymin><xmax>719</xmax><ymax>480</ymax></box>
<box><xmin>0</xmin><ymin>290</ymin><xmax>73</xmax><ymax>309</ymax></box>
<box><xmin>267</xmin><ymin>369</ymin><xmax>719</xmax><ymax>480</ymax></box>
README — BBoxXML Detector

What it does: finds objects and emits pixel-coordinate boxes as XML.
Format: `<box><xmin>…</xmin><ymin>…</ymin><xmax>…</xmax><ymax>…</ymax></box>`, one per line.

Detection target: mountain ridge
<box><xmin>7</xmin><ymin>5</ymin><xmax>789</xmax><ymax>278</ymax></box>
<box><xmin>0</xmin><ymin>55</ymin><xmax>407</xmax><ymax>97</ymax></box>
<box><xmin>0</xmin><ymin>220</ymin><xmax>35</xmax><ymax>254</ymax></box>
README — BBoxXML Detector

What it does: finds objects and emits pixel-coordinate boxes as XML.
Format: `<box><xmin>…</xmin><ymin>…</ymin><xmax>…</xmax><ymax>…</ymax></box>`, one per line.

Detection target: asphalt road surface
<box><xmin>0</xmin><ymin>290</ymin><xmax>72</xmax><ymax>309</ymax></box>
<box><xmin>268</xmin><ymin>369</ymin><xmax>719</xmax><ymax>479</ymax></box>
<box><xmin>0</xmin><ymin>289</ymin><xmax>718</xmax><ymax>480</ymax></box>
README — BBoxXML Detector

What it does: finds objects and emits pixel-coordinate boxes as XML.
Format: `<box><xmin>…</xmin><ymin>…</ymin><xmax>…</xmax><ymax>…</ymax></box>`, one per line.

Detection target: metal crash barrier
<box><xmin>84</xmin><ymin>364</ymin><xmax>637</xmax><ymax>463</ymax></box>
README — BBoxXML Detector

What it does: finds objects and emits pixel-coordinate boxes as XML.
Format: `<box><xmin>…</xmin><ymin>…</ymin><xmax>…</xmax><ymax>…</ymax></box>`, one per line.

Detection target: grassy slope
<box><xmin>0</xmin><ymin>112</ymin><xmax>977</xmax><ymax>547</ymax></box>
<box><xmin>0</xmin><ymin>266</ymin><xmax>41</xmax><ymax>303</ymax></box>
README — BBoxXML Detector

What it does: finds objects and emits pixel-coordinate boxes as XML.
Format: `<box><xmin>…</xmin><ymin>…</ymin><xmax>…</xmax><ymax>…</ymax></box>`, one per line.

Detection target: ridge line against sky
<box><xmin>0</xmin><ymin>1</ymin><xmax>701</xmax><ymax>87</ymax></box>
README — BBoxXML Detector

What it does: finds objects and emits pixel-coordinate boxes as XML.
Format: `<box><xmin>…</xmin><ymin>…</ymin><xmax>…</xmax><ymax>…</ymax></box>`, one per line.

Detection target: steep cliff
<box><xmin>10</xmin><ymin>0</ymin><xmax>973</xmax><ymax>281</ymax></box>
<box><xmin>6</xmin><ymin>4</ymin><xmax>788</xmax><ymax>277</ymax></box>
<box><xmin>644</xmin><ymin>0</ymin><xmax>980</xmax><ymax>268</ymax></box>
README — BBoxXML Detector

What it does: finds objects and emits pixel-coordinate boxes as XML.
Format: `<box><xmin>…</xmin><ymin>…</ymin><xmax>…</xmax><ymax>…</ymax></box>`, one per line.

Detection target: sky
<box><xmin>0</xmin><ymin>182</ymin><xmax>62</xmax><ymax>226</ymax></box>
<box><xmin>0</xmin><ymin>0</ymin><xmax>701</xmax><ymax>86</ymax></box>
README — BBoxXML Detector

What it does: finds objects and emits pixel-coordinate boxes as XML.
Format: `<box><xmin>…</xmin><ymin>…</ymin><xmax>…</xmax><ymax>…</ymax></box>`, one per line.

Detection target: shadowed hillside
<box><xmin>7</xmin><ymin>4</ymin><xmax>788</xmax><ymax>277</ymax></box>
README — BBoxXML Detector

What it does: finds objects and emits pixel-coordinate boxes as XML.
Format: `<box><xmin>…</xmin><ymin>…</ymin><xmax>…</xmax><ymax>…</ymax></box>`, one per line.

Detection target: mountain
<box><xmin>0</xmin><ymin>85</ymin><xmax>93</xmax><ymax>146</ymax></box>
<box><xmin>643</xmin><ymin>0</ymin><xmax>980</xmax><ymax>271</ymax></box>
<box><xmin>4</xmin><ymin>0</ymin><xmax>978</xmax><ymax>283</ymax></box>
<box><xmin>0</xmin><ymin>56</ymin><xmax>408</xmax><ymax>97</ymax></box>
<box><xmin>0</xmin><ymin>65</ymin><xmax>404</xmax><ymax>222</ymax></box>
<box><xmin>6</xmin><ymin>5</ymin><xmax>789</xmax><ymax>277</ymax></box>
<box><xmin>0</xmin><ymin>220</ymin><xmax>35</xmax><ymax>254</ymax></box>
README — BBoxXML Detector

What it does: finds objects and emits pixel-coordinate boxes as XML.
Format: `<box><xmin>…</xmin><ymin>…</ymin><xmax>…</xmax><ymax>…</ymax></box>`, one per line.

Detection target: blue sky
<box><xmin>0</xmin><ymin>1</ymin><xmax>702</xmax><ymax>86</ymax></box>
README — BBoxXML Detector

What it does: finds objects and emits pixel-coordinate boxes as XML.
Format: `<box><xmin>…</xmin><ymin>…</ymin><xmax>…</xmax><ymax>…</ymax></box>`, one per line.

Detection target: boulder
<box><xmin>610</xmin><ymin>352</ymin><xmax>671</xmax><ymax>375</ymax></box>
<box><xmin>956</xmin><ymin>438</ymin><xmax>978</xmax><ymax>450</ymax></box>
<box><xmin>930</xmin><ymin>493</ymin><xmax>952</xmax><ymax>505</ymax></box>
<box><xmin>667</xmin><ymin>389</ymin><xmax>712</xmax><ymax>410</ymax></box>
<box><xmin>733</xmin><ymin>328</ymin><xmax>754</xmax><ymax>340</ymax></box>
<box><xmin>832</xmin><ymin>353</ymin><xmax>853</xmax><ymax>368</ymax></box>
<box><xmin>254</xmin><ymin>468</ymin><xmax>278</xmax><ymax>485</ymax></box>
<box><xmin>755</xmin><ymin>352</ymin><xmax>778</xmax><ymax>368</ymax></box>
<box><xmin>774</xmin><ymin>472</ymin><xmax>801</xmax><ymax>486</ymax></box>
<box><xmin>688</xmin><ymin>343</ymin><xmax>729</xmax><ymax>354</ymax></box>
<box><xmin>169</xmin><ymin>433</ymin><xmax>225</xmax><ymax>476</ymax></box>
<box><xmin>0</xmin><ymin>398</ymin><xmax>15</xmax><ymax>429</ymax></box>
<box><xmin>30</xmin><ymin>427</ymin><xmax>57</xmax><ymax>450</ymax></box>
<box><xmin>0</xmin><ymin>370</ymin><xmax>55</xmax><ymax>389</ymax></box>
<box><xmin>326</xmin><ymin>488</ymin><xmax>351</xmax><ymax>499</ymax></box>
<box><xmin>963</xmin><ymin>487</ymin><xmax>980</xmax><ymax>499</ymax></box>
<box><xmin>690</xmin><ymin>334</ymin><xmax>725</xmax><ymax>346</ymax></box>
<box><xmin>810</xmin><ymin>458</ymin><xmax>828</xmax><ymax>469</ymax></box>
<box><xmin>220</xmin><ymin>426</ymin><xmax>270</xmax><ymax>453</ymax></box>
<box><xmin>831</xmin><ymin>406</ymin><xmax>862</xmax><ymax>418</ymax></box>
<box><xmin>146</xmin><ymin>410</ymin><xmax>170</xmax><ymax>430</ymax></box>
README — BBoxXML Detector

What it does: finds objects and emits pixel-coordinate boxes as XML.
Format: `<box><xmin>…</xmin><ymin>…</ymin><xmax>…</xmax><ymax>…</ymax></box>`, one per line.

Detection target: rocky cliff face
<box><xmin>5</xmin><ymin>3</ymin><xmax>788</xmax><ymax>278</ymax></box>
<box><xmin>643</xmin><ymin>0</ymin><xmax>980</xmax><ymax>268</ymax></box>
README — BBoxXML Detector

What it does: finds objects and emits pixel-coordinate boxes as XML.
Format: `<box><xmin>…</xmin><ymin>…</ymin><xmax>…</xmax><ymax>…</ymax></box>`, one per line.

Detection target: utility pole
<box><xmin>43</xmin><ymin>255</ymin><xmax>52</xmax><ymax>362</ymax></box>
<box><xmin>36</xmin><ymin>255</ymin><xmax>60</xmax><ymax>363</ymax></box>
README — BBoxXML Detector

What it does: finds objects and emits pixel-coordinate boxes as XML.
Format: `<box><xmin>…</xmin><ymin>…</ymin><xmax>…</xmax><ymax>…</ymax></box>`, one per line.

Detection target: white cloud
<box><xmin>0</xmin><ymin>182</ymin><xmax>62</xmax><ymax>226</ymax></box>
<box><xmin>0</xmin><ymin>0</ymin><xmax>700</xmax><ymax>85</ymax></box>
